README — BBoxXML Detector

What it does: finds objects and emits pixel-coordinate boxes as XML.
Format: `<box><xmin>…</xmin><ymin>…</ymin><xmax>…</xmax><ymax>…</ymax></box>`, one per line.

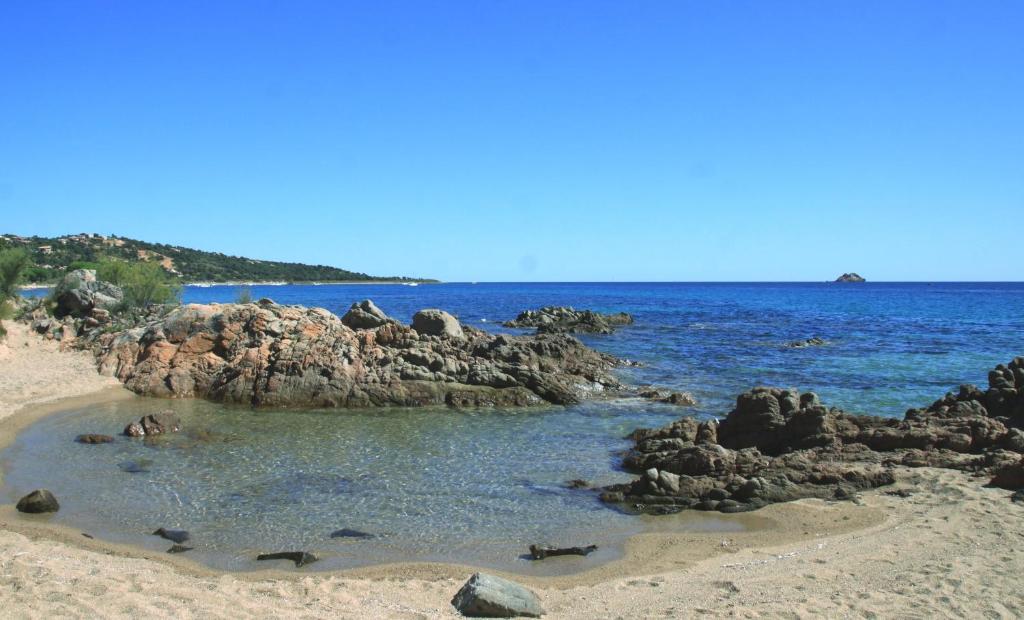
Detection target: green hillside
<box><xmin>0</xmin><ymin>233</ymin><xmax>432</xmax><ymax>284</ymax></box>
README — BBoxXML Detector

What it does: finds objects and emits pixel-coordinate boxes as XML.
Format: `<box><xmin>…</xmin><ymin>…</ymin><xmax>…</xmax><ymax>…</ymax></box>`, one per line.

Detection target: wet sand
<box><xmin>1</xmin><ymin>321</ymin><xmax>1022</xmax><ymax>618</ymax></box>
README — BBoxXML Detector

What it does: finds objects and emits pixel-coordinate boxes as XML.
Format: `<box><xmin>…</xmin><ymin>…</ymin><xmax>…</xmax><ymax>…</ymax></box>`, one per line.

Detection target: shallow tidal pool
<box><xmin>1</xmin><ymin>397</ymin><xmax>744</xmax><ymax>575</ymax></box>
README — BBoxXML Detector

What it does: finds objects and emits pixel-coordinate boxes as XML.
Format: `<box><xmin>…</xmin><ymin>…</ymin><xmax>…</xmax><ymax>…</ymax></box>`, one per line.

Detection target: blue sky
<box><xmin>1</xmin><ymin>2</ymin><xmax>1021</xmax><ymax>281</ymax></box>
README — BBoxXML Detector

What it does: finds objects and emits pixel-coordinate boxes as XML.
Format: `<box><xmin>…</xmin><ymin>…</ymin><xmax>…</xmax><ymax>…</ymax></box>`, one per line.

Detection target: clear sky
<box><xmin>1</xmin><ymin>2</ymin><xmax>1021</xmax><ymax>281</ymax></box>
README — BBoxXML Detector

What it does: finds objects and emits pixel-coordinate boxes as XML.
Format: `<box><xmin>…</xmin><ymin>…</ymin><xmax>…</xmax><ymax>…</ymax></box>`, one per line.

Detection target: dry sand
<box><xmin>1</xmin><ymin>321</ymin><xmax>1022</xmax><ymax>618</ymax></box>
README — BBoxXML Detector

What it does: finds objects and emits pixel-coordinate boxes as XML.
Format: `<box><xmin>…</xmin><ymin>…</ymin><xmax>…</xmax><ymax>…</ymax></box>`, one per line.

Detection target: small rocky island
<box><xmin>835</xmin><ymin>273</ymin><xmax>866</xmax><ymax>282</ymax></box>
<box><xmin>503</xmin><ymin>306</ymin><xmax>634</xmax><ymax>334</ymax></box>
<box><xmin>601</xmin><ymin>357</ymin><xmax>1024</xmax><ymax>513</ymax></box>
<box><xmin>30</xmin><ymin>271</ymin><xmax>622</xmax><ymax>408</ymax></box>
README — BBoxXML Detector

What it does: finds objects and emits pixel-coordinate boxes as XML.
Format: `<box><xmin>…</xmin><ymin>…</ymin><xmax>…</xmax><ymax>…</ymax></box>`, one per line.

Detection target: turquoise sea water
<box><xmin>4</xmin><ymin>282</ymin><xmax>1022</xmax><ymax>572</ymax></box>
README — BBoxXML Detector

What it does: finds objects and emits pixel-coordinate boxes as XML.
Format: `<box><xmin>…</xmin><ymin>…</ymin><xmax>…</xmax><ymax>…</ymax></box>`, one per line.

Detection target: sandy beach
<box><xmin>1</xmin><ymin>322</ymin><xmax>1022</xmax><ymax>618</ymax></box>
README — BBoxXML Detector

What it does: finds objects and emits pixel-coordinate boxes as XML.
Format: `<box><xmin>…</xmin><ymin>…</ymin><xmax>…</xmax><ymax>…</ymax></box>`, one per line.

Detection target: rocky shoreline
<box><xmin>601</xmin><ymin>357</ymin><xmax>1024</xmax><ymax>514</ymax></box>
<box><xmin>23</xmin><ymin>271</ymin><xmax>624</xmax><ymax>408</ymax></box>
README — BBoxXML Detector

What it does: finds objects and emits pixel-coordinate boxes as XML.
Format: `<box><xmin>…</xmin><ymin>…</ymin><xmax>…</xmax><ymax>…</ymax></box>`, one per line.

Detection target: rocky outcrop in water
<box><xmin>786</xmin><ymin>337</ymin><xmax>827</xmax><ymax>348</ymax></box>
<box><xmin>90</xmin><ymin>299</ymin><xmax>619</xmax><ymax>408</ymax></box>
<box><xmin>123</xmin><ymin>411</ymin><xmax>181</xmax><ymax>437</ymax></box>
<box><xmin>638</xmin><ymin>388</ymin><xmax>697</xmax><ymax>406</ymax></box>
<box><xmin>835</xmin><ymin>273</ymin><xmax>866</xmax><ymax>283</ymax></box>
<box><xmin>602</xmin><ymin>357</ymin><xmax>1024</xmax><ymax>513</ymax></box>
<box><xmin>503</xmin><ymin>306</ymin><xmax>633</xmax><ymax>335</ymax></box>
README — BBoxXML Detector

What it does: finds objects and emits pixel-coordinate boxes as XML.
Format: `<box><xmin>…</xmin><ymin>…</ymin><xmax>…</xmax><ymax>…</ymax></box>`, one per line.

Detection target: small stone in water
<box><xmin>153</xmin><ymin>528</ymin><xmax>190</xmax><ymax>543</ymax></box>
<box><xmin>167</xmin><ymin>544</ymin><xmax>193</xmax><ymax>553</ymax></box>
<box><xmin>330</xmin><ymin>528</ymin><xmax>375</xmax><ymax>539</ymax></box>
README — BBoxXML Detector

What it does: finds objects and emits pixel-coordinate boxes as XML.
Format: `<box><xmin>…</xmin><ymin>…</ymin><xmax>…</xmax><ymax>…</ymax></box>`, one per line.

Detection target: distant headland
<box><xmin>0</xmin><ymin>233</ymin><xmax>435</xmax><ymax>285</ymax></box>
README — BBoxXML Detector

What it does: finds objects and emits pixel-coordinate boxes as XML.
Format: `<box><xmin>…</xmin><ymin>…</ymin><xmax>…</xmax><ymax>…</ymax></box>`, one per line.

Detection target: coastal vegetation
<box><xmin>0</xmin><ymin>233</ymin><xmax>432</xmax><ymax>284</ymax></box>
<box><xmin>0</xmin><ymin>248</ymin><xmax>31</xmax><ymax>339</ymax></box>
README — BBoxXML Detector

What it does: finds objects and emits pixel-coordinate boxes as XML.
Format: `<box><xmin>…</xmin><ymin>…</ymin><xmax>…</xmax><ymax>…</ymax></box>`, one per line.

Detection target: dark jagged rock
<box><xmin>256</xmin><ymin>551</ymin><xmax>319</xmax><ymax>567</ymax></box>
<box><xmin>451</xmin><ymin>572</ymin><xmax>544</xmax><ymax>618</ymax></box>
<box><xmin>123</xmin><ymin>411</ymin><xmax>180</xmax><ymax>437</ymax></box>
<box><xmin>638</xmin><ymin>388</ymin><xmax>697</xmax><ymax>406</ymax></box>
<box><xmin>565</xmin><ymin>479</ymin><xmax>590</xmax><ymax>489</ymax></box>
<box><xmin>529</xmin><ymin>544</ymin><xmax>598</xmax><ymax>560</ymax></box>
<box><xmin>16</xmin><ymin>489</ymin><xmax>60</xmax><ymax>514</ymax></box>
<box><xmin>504</xmin><ymin>306</ymin><xmax>634</xmax><ymax>335</ymax></box>
<box><xmin>603</xmin><ymin>356</ymin><xmax>1024</xmax><ymax>513</ymax></box>
<box><xmin>75</xmin><ymin>433</ymin><xmax>115</xmax><ymax>444</ymax></box>
<box><xmin>91</xmin><ymin>301</ymin><xmax>619</xmax><ymax>408</ymax></box>
<box><xmin>835</xmin><ymin>273</ymin><xmax>866</xmax><ymax>283</ymax></box>
<box><xmin>153</xmin><ymin>528</ymin><xmax>190</xmax><ymax>544</ymax></box>
<box><xmin>330</xmin><ymin>528</ymin><xmax>375</xmax><ymax>539</ymax></box>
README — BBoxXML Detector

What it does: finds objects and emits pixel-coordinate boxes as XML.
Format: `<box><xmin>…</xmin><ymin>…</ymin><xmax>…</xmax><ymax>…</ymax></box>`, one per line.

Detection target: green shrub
<box><xmin>235</xmin><ymin>285</ymin><xmax>253</xmax><ymax>304</ymax></box>
<box><xmin>68</xmin><ymin>260</ymin><xmax>101</xmax><ymax>272</ymax></box>
<box><xmin>97</xmin><ymin>259</ymin><xmax>133</xmax><ymax>286</ymax></box>
<box><xmin>121</xmin><ymin>262</ymin><xmax>181</xmax><ymax>309</ymax></box>
<box><xmin>0</xmin><ymin>248</ymin><xmax>31</xmax><ymax>339</ymax></box>
<box><xmin>0</xmin><ymin>248</ymin><xmax>31</xmax><ymax>299</ymax></box>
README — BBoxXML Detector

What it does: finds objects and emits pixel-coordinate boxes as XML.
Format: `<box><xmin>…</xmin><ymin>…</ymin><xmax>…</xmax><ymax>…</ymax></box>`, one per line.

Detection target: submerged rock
<box><xmin>256</xmin><ymin>551</ymin><xmax>318</xmax><ymax>567</ymax></box>
<box><xmin>330</xmin><ymin>528</ymin><xmax>375</xmax><ymax>539</ymax></box>
<box><xmin>451</xmin><ymin>572</ymin><xmax>544</xmax><ymax>618</ymax></box>
<box><xmin>603</xmin><ymin>356</ymin><xmax>1024</xmax><ymax>513</ymax></box>
<box><xmin>91</xmin><ymin>301</ymin><xmax>618</xmax><ymax>408</ymax></box>
<box><xmin>504</xmin><ymin>306</ymin><xmax>633</xmax><ymax>335</ymax></box>
<box><xmin>75</xmin><ymin>433</ymin><xmax>115</xmax><ymax>444</ymax></box>
<box><xmin>16</xmin><ymin>489</ymin><xmax>60</xmax><ymax>514</ymax></box>
<box><xmin>119</xmin><ymin>459</ymin><xmax>154</xmax><ymax>473</ymax></box>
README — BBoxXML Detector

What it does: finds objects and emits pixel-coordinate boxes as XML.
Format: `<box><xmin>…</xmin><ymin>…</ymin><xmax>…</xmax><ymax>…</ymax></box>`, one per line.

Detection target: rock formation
<box><xmin>52</xmin><ymin>269</ymin><xmax>124</xmax><ymax>318</ymax></box>
<box><xmin>638</xmin><ymin>388</ymin><xmax>697</xmax><ymax>406</ymax></box>
<box><xmin>602</xmin><ymin>357</ymin><xmax>1024</xmax><ymax>513</ymax></box>
<box><xmin>503</xmin><ymin>306</ymin><xmax>633</xmax><ymax>335</ymax></box>
<box><xmin>786</xmin><ymin>337</ymin><xmax>827</xmax><ymax>348</ymax></box>
<box><xmin>89</xmin><ymin>299</ymin><xmax>620</xmax><ymax>408</ymax></box>
<box><xmin>835</xmin><ymin>273</ymin><xmax>866</xmax><ymax>283</ymax></box>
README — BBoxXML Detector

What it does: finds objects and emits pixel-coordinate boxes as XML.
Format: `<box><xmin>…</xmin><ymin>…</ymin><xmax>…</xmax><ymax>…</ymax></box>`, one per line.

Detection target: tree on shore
<box><xmin>0</xmin><ymin>248</ymin><xmax>31</xmax><ymax>339</ymax></box>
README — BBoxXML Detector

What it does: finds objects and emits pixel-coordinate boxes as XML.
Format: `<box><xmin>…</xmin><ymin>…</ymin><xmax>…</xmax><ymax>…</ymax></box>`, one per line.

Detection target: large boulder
<box><xmin>451</xmin><ymin>572</ymin><xmax>544</xmax><ymax>618</ymax></box>
<box><xmin>341</xmin><ymin>299</ymin><xmax>391</xmax><ymax>329</ymax></box>
<box><xmin>16</xmin><ymin>489</ymin><xmax>60</xmax><ymax>513</ymax></box>
<box><xmin>411</xmin><ymin>309</ymin><xmax>464</xmax><ymax>339</ymax></box>
<box><xmin>53</xmin><ymin>269</ymin><xmax>123</xmax><ymax>318</ymax></box>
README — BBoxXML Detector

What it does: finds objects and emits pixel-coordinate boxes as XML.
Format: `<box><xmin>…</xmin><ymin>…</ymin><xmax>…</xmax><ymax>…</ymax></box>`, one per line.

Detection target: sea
<box><xmin>4</xmin><ymin>282</ymin><xmax>1022</xmax><ymax>573</ymax></box>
